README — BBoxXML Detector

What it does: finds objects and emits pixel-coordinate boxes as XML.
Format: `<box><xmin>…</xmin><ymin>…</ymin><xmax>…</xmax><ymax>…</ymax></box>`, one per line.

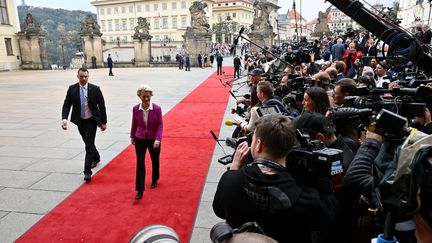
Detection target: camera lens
<box><xmin>210</xmin><ymin>222</ymin><xmax>233</xmax><ymax>243</ymax></box>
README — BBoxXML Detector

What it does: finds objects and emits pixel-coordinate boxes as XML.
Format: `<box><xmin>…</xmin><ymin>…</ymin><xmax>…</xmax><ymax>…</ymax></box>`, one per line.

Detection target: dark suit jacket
<box><xmin>62</xmin><ymin>82</ymin><xmax>107</xmax><ymax>126</ymax></box>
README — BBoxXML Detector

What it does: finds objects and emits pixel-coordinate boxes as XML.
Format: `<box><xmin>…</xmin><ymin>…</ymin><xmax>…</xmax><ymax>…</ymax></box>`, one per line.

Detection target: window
<box><xmin>154</xmin><ymin>4</ymin><xmax>158</xmax><ymax>11</ymax></box>
<box><xmin>114</xmin><ymin>8</ymin><xmax>119</xmax><ymax>14</ymax></box>
<box><xmin>181</xmin><ymin>1</ymin><xmax>186</xmax><ymax>9</ymax></box>
<box><xmin>181</xmin><ymin>15</ymin><xmax>187</xmax><ymax>28</ymax></box>
<box><xmin>115</xmin><ymin>19</ymin><xmax>120</xmax><ymax>31</ymax></box>
<box><xmin>100</xmin><ymin>8</ymin><xmax>105</xmax><ymax>15</ymax></box>
<box><xmin>121</xmin><ymin>7</ymin><xmax>126</xmax><ymax>13</ymax></box>
<box><xmin>145</xmin><ymin>5</ymin><xmax>150</xmax><ymax>11</ymax></box>
<box><xmin>129</xmin><ymin>6</ymin><xmax>134</xmax><ymax>13</ymax></box>
<box><xmin>155</xmin><ymin>35</ymin><xmax>160</xmax><ymax>41</ymax></box>
<box><xmin>137</xmin><ymin>5</ymin><xmax>142</xmax><ymax>12</ymax></box>
<box><xmin>162</xmin><ymin>3</ymin><xmax>167</xmax><ymax>10</ymax></box>
<box><xmin>154</xmin><ymin>18</ymin><xmax>159</xmax><ymax>29</ymax></box>
<box><xmin>0</xmin><ymin>0</ymin><xmax>9</xmax><ymax>24</ymax></box>
<box><xmin>4</xmin><ymin>38</ymin><xmax>13</xmax><ymax>55</ymax></box>
<box><xmin>233</xmin><ymin>13</ymin><xmax>236</xmax><ymax>18</ymax></box>
<box><xmin>172</xmin><ymin>16</ymin><xmax>177</xmax><ymax>28</ymax></box>
<box><xmin>107</xmin><ymin>8</ymin><xmax>111</xmax><ymax>15</ymax></box>
<box><xmin>101</xmin><ymin>20</ymin><xmax>106</xmax><ymax>31</ymax></box>
<box><xmin>172</xmin><ymin>2</ymin><xmax>177</xmax><ymax>9</ymax></box>
<box><xmin>162</xmin><ymin>17</ymin><xmax>168</xmax><ymax>29</ymax></box>
<box><xmin>121</xmin><ymin>19</ymin><xmax>127</xmax><ymax>30</ymax></box>
<box><xmin>129</xmin><ymin>18</ymin><xmax>135</xmax><ymax>30</ymax></box>
<box><xmin>108</xmin><ymin>20</ymin><xmax>113</xmax><ymax>31</ymax></box>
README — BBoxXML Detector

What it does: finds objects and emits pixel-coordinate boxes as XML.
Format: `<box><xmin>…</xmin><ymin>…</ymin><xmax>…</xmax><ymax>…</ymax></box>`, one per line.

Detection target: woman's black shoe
<box><xmin>151</xmin><ymin>182</ymin><xmax>157</xmax><ymax>189</ymax></box>
<box><xmin>135</xmin><ymin>191</ymin><xmax>143</xmax><ymax>200</ymax></box>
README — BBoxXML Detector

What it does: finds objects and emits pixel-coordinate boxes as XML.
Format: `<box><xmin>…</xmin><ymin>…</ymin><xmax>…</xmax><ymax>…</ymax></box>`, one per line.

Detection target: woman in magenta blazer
<box><xmin>130</xmin><ymin>85</ymin><xmax>163</xmax><ymax>200</ymax></box>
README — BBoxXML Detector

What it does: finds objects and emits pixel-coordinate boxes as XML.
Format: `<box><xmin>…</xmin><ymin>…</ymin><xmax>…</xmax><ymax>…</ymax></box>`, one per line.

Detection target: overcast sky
<box><xmin>22</xmin><ymin>0</ymin><xmax>396</xmax><ymax>21</ymax></box>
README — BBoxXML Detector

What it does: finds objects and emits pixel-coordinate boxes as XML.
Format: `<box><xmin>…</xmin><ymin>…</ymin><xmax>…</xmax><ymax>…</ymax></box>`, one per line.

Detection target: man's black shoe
<box><xmin>135</xmin><ymin>191</ymin><xmax>143</xmax><ymax>200</ymax></box>
<box><xmin>84</xmin><ymin>173</ymin><xmax>91</xmax><ymax>182</ymax></box>
<box><xmin>91</xmin><ymin>160</ymin><xmax>100</xmax><ymax>169</ymax></box>
<box><xmin>151</xmin><ymin>182</ymin><xmax>157</xmax><ymax>189</ymax></box>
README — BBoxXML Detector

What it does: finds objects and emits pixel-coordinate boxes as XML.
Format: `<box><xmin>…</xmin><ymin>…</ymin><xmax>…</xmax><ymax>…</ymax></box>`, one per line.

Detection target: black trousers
<box><xmin>234</xmin><ymin>66</ymin><xmax>240</xmax><ymax>78</ymax></box>
<box><xmin>135</xmin><ymin>138</ymin><xmax>160</xmax><ymax>192</ymax></box>
<box><xmin>108</xmin><ymin>67</ymin><xmax>113</xmax><ymax>76</ymax></box>
<box><xmin>217</xmin><ymin>64</ymin><xmax>223</xmax><ymax>75</ymax></box>
<box><xmin>78</xmin><ymin>118</ymin><xmax>100</xmax><ymax>175</ymax></box>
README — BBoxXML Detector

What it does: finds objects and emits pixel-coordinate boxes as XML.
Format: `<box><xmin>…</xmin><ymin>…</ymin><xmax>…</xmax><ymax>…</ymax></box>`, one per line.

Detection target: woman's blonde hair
<box><xmin>137</xmin><ymin>84</ymin><xmax>153</xmax><ymax>96</ymax></box>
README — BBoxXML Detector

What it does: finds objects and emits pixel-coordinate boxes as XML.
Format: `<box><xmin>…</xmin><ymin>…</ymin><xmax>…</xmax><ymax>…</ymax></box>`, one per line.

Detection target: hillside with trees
<box><xmin>18</xmin><ymin>6</ymin><xmax>96</xmax><ymax>68</ymax></box>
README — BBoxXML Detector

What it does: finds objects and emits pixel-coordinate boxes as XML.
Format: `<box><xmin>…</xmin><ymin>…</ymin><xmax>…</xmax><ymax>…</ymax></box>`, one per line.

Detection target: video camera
<box><xmin>286</xmin><ymin>129</ymin><xmax>344</xmax><ymax>189</ymax></box>
<box><xmin>346</xmin><ymin>85</ymin><xmax>432</xmax><ymax>118</ymax></box>
<box><xmin>218</xmin><ymin>132</ymin><xmax>254</xmax><ymax>165</ymax></box>
<box><xmin>210</xmin><ymin>221</ymin><xmax>272</xmax><ymax>243</ymax></box>
<box><xmin>284</xmin><ymin>43</ymin><xmax>316</xmax><ymax>65</ymax></box>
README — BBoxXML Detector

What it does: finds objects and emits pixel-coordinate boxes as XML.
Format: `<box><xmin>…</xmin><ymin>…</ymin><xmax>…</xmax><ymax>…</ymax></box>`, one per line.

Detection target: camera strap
<box><xmin>251</xmin><ymin>158</ymin><xmax>285</xmax><ymax>172</ymax></box>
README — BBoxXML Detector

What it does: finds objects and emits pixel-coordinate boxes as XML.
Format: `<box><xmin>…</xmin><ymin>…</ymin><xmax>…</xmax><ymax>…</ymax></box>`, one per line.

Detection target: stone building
<box><xmin>0</xmin><ymin>0</ymin><xmax>21</xmax><ymax>71</ymax></box>
<box><xmin>91</xmin><ymin>0</ymin><xmax>215</xmax><ymax>48</ymax></box>
<box><xmin>211</xmin><ymin>0</ymin><xmax>254</xmax><ymax>43</ymax></box>
<box><xmin>398</xmin><ymin>0</ymin><xmax>432</xmax><ymax>32</ymax></box>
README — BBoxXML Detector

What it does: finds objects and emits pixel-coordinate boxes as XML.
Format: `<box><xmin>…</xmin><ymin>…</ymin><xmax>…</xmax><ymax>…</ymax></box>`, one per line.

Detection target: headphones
<box><xmin>251</xmin><ymin>158</ymin><xmax>286</xmax><ymax>172</ymax></box>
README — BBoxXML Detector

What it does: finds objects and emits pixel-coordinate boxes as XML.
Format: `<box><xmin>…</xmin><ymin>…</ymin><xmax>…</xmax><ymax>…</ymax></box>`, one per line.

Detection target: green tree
<box><xmin>17</xmin><ymin>6</ymin><xmax>95</xmax><ymax>67</ymax></box>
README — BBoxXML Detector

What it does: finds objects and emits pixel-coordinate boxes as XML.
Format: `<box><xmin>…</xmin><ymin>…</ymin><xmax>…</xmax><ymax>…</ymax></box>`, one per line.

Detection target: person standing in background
<box><xmin>185</xmin><ymin>54</ymin><xmax>190</xmax><ymax>71</ymax></box>
<box><xmin>233</xmin><ymin>55</ymin><xmax>241</xmax><ymax>79</ymax></box>
<box><xmin>61</xmin><ymin>68</ymin><xmax>107</xmax><ymax>182</ymax></box>
<box><xmin>216</xmin><ymin>54</ymin><xmax>223</xmax><ymax>75</ymax></box>
<box><xmin>130</xmin><ymin>85</ymin><xmax>163</xmax><ymax>200</ymax></box>
<box><xmin>107</xmin><ymin>54</ymin><xmax>114</xmax><ymax>76</ymax></box>
<box><xmin>198</xmin><ymin>53</ymin><xmax>202</xmax><ymax>68</ymax></box>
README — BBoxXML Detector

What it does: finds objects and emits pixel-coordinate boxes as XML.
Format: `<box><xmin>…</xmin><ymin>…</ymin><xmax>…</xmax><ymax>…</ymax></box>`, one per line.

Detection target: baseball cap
<box><xmin>295</xmin><ymin>112</ymin><xmax>335</xmax><ymax>136</ymax></box>
<box><xmin>248</xmin><ymin>68</ymin><xmax>264</xmax><ymax>76</ymax></box>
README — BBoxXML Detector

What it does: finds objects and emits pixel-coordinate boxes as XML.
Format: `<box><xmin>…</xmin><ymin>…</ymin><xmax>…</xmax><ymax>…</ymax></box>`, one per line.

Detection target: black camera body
<box><xmin>286</xmin><ymin>130</ymin><xmax>344</xmax><ymax>188</ymax></box>
<box><xmin>218</xmin><ymin>132</ymin><xmax>254</xmax><ymax>165</ymax></box>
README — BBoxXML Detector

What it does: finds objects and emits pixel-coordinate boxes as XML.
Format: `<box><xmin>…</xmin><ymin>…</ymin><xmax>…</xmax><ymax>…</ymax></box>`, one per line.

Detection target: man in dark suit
<box><xmin>233</xmin><ymin>55</ymin><xmax>241</xmax><ymax>79</ymax></box>
<box><xmin>107</xmin><ymin>54</ymin><xmax>114</xmax><ymax>76</ymax></box>
<box><xmin>61</xmin><ymin>68</ymin><xmax>107</xmax><ymax>182</ymax></box>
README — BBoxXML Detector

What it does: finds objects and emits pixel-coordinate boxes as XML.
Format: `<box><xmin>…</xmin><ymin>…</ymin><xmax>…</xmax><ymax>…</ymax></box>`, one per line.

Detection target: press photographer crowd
<box><xmin>209</xmin><ymin>19</ymin><xmax>432</xmax><ymax>243</ymax></box>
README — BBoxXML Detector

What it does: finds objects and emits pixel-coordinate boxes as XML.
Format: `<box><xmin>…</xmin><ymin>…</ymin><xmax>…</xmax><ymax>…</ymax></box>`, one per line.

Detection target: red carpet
<box><xmin>17</xmin><ymin>68</ymin><xmax>233</xmax><ymax>242</ymax></box>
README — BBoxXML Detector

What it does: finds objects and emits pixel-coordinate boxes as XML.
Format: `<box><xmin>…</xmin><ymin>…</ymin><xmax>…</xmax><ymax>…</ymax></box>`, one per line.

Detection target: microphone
<box><xmin>218</xmin><ymin>78</ymin><xmax>226</xmax><ymax>87</ymax></box>
<box><xmin>230</xmin><ymin>27</ymin><xmax>245</xmax><ymax>54</ymax></box>
<box><xmin>224</xmin><ymin>120</ymin><xmax>239</xmax><ymax>126</ymax></box>
<box><xmin>229</xmin><ymin>91</ymin><xmax>238</xmax><ymax>100</ymax></box>
<box><xmin>210</xmin><ymin>130</ymin><xmax>227</xmax><ymax>155</ymax></box>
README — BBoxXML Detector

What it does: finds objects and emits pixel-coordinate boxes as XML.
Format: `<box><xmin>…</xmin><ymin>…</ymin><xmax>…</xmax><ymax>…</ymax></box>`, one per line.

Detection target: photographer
<box><xmin>295</xmin><ymin>112</ymin><xmax>356</xmax><ymax>172</ymax></box>
<box><xmin>236</xmin><ymin>68</ymin><xmax>263</xmax><ymax>106</ymax></box>
<box><xmin>257</xmin><ymin>81</ymin><xmax>289</xmax><ymax>115</ymax></box>
<box><xmin>302</xmin><ymin>87</ymin><xmax>331</xmax><ymax>115</ymax></box>
<box><xmin>213</xmin><ymin>114</ymin><xmax>337</xmax><ymax>243</ymax></box>
<box><xmin>333</xmin><ymin>78</ymin><xmax>357</xmax><ymax>107</ymax></box>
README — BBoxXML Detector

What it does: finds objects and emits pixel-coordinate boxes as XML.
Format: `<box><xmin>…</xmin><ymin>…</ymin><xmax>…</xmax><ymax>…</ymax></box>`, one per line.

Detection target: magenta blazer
<box><xmin>130</xmin><ymin>103</ymin><xmax>163</xmax><ymax>141</ymax></box>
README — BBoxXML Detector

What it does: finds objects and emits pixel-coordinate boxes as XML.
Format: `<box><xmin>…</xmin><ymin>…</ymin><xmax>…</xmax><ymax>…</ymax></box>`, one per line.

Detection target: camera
<box><xmin>286</xmin><ymin>130</ymin><xmax>344</xmax><ymax>188</ymax></box>
<box><xmin>210</xmin><ymin>222</ymin><xmax>272</xmax><ymax>243</ymax></box>
<box><xmin>218</xmin><ymin>132</ymin><xmax>254</xmax><ymax>165</ymax></box>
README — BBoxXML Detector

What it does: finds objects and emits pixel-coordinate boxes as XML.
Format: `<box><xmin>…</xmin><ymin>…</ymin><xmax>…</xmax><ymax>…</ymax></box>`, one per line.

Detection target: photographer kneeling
<box><xmin>213</xmin><ymin>114</ymin><xmax>337</xmax><ymax>243</ymax></box>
